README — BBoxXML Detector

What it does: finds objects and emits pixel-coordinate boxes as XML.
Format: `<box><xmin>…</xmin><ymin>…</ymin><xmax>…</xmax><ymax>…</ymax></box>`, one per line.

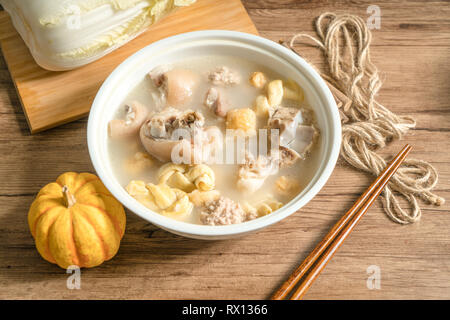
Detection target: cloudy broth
<box><xmin>107</xmin><ymin>54</ymin><xmax>321</xmax><ymax>225</ymax></box>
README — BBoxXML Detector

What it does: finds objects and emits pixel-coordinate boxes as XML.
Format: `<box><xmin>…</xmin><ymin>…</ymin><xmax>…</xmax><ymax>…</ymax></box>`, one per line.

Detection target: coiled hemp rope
<box><xmin>287</xmin><ymin>12</ymin><xmax>444</xmax><ymax>223</ymax></box>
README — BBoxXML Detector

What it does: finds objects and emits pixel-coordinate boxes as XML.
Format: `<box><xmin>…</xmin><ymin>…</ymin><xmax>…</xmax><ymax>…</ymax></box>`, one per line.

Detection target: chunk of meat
<box><xmin>149</xmin><ymin>67</ymin><xmax>198</xmax><ymax>107</ymax></box>
<box><xmin>200</xmin><ymin>197</ymin><xmax>247</xmax><ymax>225</ymax></box>
<box><xmin>148</xmin><ymin>65</ymin><xmax>170</xmax><ymax>87</ymax></box>
<box><xmin>237</xmin><ymin>153</ymin><xmax>278</xmax><ymax>193</ymax></box>
<box><xmin>208</xmin><ymin>66</ymin><xmax>241</xmax><ymax>86</ymax></box>
<box><xmin>140</xmin><ymin>107</ymin><xmax>220</xmax><ymax>163</ymax></box>
<box><xmin>108</xmin><ymin>101</ymin><xmax>149</xmax><ymax>138</ymax></box>
<box><xmin>278</xmin><ymin>146</ymin><xmax>301</xmax><ymax>167</ymax></box>
<box><xmin>143</xmin><ymin>107</ymin><xmax>204</xmax><ymax>140</ymax></box>
<box><xmin>291</xmin><ymin>125</ymin><xmax>318</xmax><ymax>157</ymax></box>
<box><xmin>268</xmin><ymin>106</ymin><xmax>303</xmax><ymax>146</ymax></box>
<box><xmin>267</xmin><ymin>106</ymin><xmax>317</xmax><ymax>157</ymax></box>
<box><xmin>237</xmin><ymin>144</ymin><xmax>301</xmax><ymax>193</ymax></box>
<box><xmin>145</xmin><ymin>107</ymin><xmax>180</xmax><ymax>139</ymax></box>
<box><xmin>204</xmin><ymin>87</ymin><xmax>227</xmax><ymax>117</ymax></box>
<box><xmin>172</xmin><ymin>109</ymin><xmax>205</xmax><ymax>131</ymax></box>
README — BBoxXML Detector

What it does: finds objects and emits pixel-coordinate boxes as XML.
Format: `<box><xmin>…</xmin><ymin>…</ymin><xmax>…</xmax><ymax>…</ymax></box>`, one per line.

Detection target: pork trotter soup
<box><xmin>107</xmin><ymin>55</ymin><xmax>321</xmax><ymax>225</ymax></box>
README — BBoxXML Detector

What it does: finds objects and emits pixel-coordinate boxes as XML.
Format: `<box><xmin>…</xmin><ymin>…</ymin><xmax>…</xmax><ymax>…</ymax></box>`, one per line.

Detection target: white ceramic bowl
<box><xmin>88</xmin><ymin>30</ymin><xmax>341</xmax><ymax>240</ymax></box>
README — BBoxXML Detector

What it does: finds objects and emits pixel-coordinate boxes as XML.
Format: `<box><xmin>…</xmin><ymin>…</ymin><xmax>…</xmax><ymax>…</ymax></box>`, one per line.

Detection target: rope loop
<box><xmin>288</xmin><ymin>13</ymin><xmax>444</xmax><ymax>223</ymax></box>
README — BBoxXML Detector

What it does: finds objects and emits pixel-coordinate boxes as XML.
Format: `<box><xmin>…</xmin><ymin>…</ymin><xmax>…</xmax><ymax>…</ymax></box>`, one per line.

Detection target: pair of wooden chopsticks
<box><xmin>271</xmin><ymin>144</ymin><xmax>412</xmax><ymax>300</ymax></box>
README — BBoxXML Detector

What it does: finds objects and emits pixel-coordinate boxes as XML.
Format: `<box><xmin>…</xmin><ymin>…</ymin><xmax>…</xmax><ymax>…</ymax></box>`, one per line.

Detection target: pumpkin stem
<box><xmin>62</xmin><ymin>185</ymin><xmax>76</xmax><ymax>208</ymax></box>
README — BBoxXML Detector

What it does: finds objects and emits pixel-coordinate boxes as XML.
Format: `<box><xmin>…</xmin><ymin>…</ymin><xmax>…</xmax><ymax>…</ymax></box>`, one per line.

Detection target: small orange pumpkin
<box><xmin>28</xmin><ymin>172</ymin><xmax>126</xmax><ymax>269</ymax></box>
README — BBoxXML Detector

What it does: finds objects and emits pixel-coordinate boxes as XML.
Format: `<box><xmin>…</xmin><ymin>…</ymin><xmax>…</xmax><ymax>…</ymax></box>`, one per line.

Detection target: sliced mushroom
<box><xmin>149</xmin><ymin>67</ymin><xmax>198</xmax><ymax>107</ymax></box>
<box><xmin>108</xmin><ymin>101</ymin><xmax>149</xmax><ymax>139</ymax></box>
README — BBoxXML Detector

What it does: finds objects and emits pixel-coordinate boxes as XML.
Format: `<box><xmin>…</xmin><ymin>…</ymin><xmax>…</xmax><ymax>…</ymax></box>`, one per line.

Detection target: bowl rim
<box><xmin>88</xmin><ymin>30</ymin><xmax>341</xmax><ymax>237</ymax></box>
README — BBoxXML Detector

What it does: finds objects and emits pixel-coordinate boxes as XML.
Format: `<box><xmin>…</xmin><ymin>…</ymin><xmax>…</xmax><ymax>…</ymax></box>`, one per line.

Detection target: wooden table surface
<box><xmin>0</xmin><ymin>0</ymin><xmax>449</xmax><ymax>300</ymax></box>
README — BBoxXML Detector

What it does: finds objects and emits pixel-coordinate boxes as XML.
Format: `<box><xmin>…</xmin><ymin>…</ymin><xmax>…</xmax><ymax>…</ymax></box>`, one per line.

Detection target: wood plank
<box><xmin>0</xmin><ymin>0</ymin><xmax>257</xmax><ymax>133</ymax></box>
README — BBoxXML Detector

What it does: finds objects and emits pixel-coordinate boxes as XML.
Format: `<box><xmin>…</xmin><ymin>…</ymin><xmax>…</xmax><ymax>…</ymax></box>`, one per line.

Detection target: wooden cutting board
<box><xmin>0</xmin><ymin>0</ymin><xmax>258</xmax><ymax>133</ymax></box>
